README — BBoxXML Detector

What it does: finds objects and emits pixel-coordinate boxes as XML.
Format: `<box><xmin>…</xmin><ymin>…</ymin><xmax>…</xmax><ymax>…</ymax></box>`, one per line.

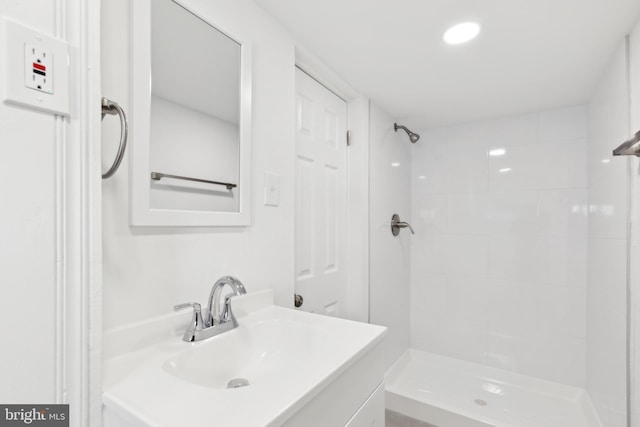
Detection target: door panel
<box><xmin>295</xmin><ymin>68</ymin><xmax>347</xmax><ymax>316</ymax></box>
<box><xmin>295</xmin><ymin>156</ymin><xmax>314</xmax><ymax>279</ymax></box>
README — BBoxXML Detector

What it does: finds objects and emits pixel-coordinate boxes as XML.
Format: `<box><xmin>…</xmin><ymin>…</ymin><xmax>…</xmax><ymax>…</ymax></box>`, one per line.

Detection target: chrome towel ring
<box><xmin>101</xmin><ymin>97</ymin><xmax>128</xmax><ymax>179</ymax></box>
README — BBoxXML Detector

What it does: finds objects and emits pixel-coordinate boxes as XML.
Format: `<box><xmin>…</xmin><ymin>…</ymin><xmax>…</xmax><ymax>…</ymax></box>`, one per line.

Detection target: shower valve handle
<box><xmin>391</xmin><ymin>214</ymin><xmax>415</xmax><ymax>236</ymax></box>
<box><xmin>397</xmin><ymin>221</ymin><xmax>415</xmax><ymax>234</ymax></box>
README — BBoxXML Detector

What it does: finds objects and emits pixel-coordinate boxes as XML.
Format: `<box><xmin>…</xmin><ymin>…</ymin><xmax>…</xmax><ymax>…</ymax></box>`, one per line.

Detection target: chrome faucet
<box><xmin>174</xmin><ymin>276</ymin><xmax>247</xmax><ymax>342</ymax></box>
<box><xmin>206</xmin><ymin>276</ymin><xmax>247</xmax><ymax>326</ymax></box>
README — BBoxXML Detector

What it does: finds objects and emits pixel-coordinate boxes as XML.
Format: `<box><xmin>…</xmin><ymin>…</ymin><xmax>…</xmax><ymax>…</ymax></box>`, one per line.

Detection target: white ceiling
<box><xmin>255</xmin><ymin>0</ymin><xmax>640</xmax><ymax>128</ymax></box>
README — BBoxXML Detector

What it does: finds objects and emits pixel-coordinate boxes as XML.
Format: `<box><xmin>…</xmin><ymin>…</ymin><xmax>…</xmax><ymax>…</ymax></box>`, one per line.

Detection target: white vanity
<box><xmin>102</xmin><ymin>290</ymin><xmax>387</xmax><ymax>427</ymax></box>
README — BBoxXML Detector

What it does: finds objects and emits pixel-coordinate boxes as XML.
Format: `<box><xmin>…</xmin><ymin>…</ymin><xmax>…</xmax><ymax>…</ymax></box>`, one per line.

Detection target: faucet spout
<box><xmin>206</xmin><ymin>276</ymin><xmax>246</xmax><ymax>326</ymax></box>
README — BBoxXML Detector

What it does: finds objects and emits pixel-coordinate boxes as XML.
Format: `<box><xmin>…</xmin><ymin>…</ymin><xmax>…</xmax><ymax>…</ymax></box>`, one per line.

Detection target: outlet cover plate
<box><xmin>1</xmin><ymin>18</ymin><xmax>70</xmax><ymax>116</ymax></box>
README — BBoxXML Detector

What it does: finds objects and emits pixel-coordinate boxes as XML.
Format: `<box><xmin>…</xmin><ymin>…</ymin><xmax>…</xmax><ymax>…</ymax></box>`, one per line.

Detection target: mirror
<box><xmin>130</xmin><ymin>0</ymin><xmax>252</xmax><ymax>226</ymax></box>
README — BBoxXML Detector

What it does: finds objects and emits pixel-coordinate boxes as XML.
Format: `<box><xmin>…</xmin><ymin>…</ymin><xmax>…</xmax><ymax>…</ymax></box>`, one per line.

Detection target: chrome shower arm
<box><xmin>394</xmin><ymin>123</ymin><xmax>410</xmax><ymax>133</ymax></box>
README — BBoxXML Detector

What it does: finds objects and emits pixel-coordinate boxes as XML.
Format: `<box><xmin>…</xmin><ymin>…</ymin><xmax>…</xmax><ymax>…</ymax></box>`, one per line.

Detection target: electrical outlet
<box><xmin>1</xmin><ymin>18</ymin><xmax>69</xmax><ymax>116</ymax></box>
<box><xmin>24</xmin><ymin>44</ymin><xmax>53</xmax><ymax>94</ymax></box>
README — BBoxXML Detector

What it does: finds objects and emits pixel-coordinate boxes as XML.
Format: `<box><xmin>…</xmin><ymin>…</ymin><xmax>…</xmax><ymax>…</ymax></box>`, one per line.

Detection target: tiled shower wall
<box><xmin>410</xmin><ymin>106</ymin><xmax>589</xmax><ymax>387</ymax></box>
<box><xmin>369</xmin><ymin>103</ymin><xmax>412</xmax><ymax>369</ymax></box>
<box><xmin>586</xmin><ymin>41</ymin><xmax>629</xmax><ymax>427</ymax></box>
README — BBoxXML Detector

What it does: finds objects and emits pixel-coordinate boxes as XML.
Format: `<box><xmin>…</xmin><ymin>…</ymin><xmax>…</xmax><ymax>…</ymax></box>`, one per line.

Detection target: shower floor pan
<box><xmin>385</xmin><ymin>350</ymin><xmax>602</xmax><ymax>427</ymax></box>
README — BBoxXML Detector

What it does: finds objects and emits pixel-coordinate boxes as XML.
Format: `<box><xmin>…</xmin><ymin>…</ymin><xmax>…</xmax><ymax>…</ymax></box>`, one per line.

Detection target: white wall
<box><xmin>149</xmin><ymin>95</ymin><xmax>240</xmax><ymax>212</ymax></box>
<box><xmin>369</xmin><ymin>103</ymin><xmax>411</xmax><ymax>369</ymax></box>
<box><xmin>0</xmin><ymin>3</ymin><xmax>101</xmax><ymax>419</ymax></box>
<box><xmin>411</xmin><ymin>106</ymin><xmax>589</xmax><ymax>387</ymax></box>
<box><xmin>101</xmin><ymin>0</ymin><xmax>297</xmax><ymax>333</ymax></box>
<box><xmin>587</xmin><ymin>42</ymin><xmax>630</xmax><ymax>427</ymax></box>
<box><xmin>0</xmin><ymin>1</ymin><xmax>60</xmax><ymax>403</ymax></box>
<box><xmin>630</xmin><ymin>21</ymin><xmax>640</xmax><ymax>427</ymax></box>
<box><xmin>346</xmin><ymin>97</ymin><xmax>371</xmax><ymax>323</ymax></box>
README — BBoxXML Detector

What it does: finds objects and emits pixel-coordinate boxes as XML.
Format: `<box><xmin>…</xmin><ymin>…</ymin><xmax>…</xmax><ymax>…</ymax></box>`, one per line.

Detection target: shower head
<box><xmin>394</xmin><ymin>123</ymin><xmax>420</xmax><ymax>143</ymax></box>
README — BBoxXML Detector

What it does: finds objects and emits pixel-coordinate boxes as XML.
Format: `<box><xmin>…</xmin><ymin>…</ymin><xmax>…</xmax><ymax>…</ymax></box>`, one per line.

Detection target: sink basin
<box><xmin>103</xmin><ymin>290</ymin><xmax>386</xmax><ymax>427</ymax></box>
<box><xmin>162</xmin><ymin>319</ymin><xmax>329</xmax><ymax>389</ymax></box>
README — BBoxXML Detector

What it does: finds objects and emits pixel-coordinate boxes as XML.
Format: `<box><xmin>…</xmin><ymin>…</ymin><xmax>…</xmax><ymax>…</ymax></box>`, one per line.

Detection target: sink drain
<box><xmin>474</xmin><ymin>399</ymin><xmax>488</xmax><ymax>406</ymax></box>
<box><xmin>227</xmin><ymin>378</ymin><xmax>250</xmax><ymax>389</ymax></box>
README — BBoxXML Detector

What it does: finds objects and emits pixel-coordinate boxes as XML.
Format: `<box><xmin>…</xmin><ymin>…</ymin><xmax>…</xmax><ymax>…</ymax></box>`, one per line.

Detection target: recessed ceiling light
<box><xmin>391</xmin><ymin>162</ymin><xmax>400</xmax><ymax>167</ymax></box>
<box><xmin>443</xmin><ymin>22</ymin><xmax>481</xmax><ymax>45</ymax></box>
<box><xmin>489</xmin><ymin>148</ymin><xmax>506</xmax><ymax>157</ymax></box>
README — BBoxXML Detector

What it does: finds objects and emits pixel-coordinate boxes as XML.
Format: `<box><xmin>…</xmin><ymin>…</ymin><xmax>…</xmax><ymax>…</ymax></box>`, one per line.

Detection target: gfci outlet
<box><xmin>24</xmin><ymin>44</ymin><xmax>53</xmax><ymax>94</ymax></box>
<box><xmin>1</xmin><ymin>18</ymin><xmax>69</xmax><ymax>116</ymax></box>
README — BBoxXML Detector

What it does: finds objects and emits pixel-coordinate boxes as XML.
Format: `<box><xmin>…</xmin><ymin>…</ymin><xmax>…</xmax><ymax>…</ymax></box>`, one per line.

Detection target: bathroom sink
<box><xmin>102</xmin><ymin>290</ymin><xmax>387</xmax><ymax>427</ymax></box>
<box><xmin>162</xmin><ymin>318</ymin><xmax>329</xmax><ymax>389</ymax></box>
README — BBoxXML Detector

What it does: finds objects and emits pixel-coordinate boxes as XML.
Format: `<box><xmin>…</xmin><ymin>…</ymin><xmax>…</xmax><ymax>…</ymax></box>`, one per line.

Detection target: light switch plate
<box><xmin>1</xmin><ymin>17</ymin><xmax>70</xmax><ymax>116</ymax></box>
<box><xmin>264</xmin><ymin>172</ymin><xmax>280</xmax><ymax>207</ymax></box>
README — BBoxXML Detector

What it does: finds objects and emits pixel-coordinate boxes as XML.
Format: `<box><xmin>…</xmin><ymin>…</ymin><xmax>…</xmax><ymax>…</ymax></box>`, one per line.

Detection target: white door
<box><xmin>294</xmin><ymin>68</ymin><xmax>348</xmax><ymax>316</ymax></box>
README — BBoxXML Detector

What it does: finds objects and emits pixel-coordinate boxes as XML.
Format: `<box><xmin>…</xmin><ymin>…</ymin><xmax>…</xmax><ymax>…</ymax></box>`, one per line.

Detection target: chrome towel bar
<box><xmin>150</xmin><ymin>172</ymin><xmax>237</xmax><ymax>190</ymax></box>
<box><xmin>101</xmin><ymin>97</ymin><xmax>129</xmax><ymax>179</ymax></box>
<box><xmin>613</xmin><ymin>130</ymin><xmax>640</xmax><ymax>157</ymax></box>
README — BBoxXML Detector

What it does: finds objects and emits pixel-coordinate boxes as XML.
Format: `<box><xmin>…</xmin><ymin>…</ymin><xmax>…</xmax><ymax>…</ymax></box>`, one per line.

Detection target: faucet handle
<box><xmin>221</xmin><ymin>294</ymin><xmax>239</xmax><ymax>327</ymax></box>
<box><xmin>174</xmin><ymin>302</ymin><xmax>205</xmax><ymax>341</ymax></box>
<box><xmin>174</xmin><ymin>302</ymin><xmax>201</xmax><ymax>312</ymax></box>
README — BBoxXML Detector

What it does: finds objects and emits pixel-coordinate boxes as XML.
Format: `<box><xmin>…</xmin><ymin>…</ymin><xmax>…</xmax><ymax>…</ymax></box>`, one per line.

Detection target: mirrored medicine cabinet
<box><xmin>130</xmin><ymin>0</ymin><xmax>252</xmax><ymax>226</ymax></box>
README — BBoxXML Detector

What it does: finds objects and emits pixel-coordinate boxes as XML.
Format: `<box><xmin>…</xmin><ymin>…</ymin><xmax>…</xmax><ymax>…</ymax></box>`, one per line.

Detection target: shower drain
<box><xmin>474</xmin><ymin>399</ymin><xmax>488</xmax><ymax>406</ymax></box>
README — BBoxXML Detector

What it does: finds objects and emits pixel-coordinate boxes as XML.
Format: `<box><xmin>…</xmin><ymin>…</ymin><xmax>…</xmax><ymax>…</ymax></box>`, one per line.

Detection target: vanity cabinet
<box><xmin>280</xmin><ymin>342</ymin><xmax>385</xmax><ymax>427</ymax></box>
<box><xmin>345</xmin><ymin>384</ymin><xmax>385</xmax><ymax>427</ymax></box>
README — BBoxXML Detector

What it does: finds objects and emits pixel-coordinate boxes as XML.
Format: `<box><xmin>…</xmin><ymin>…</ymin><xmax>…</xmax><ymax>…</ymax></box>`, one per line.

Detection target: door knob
<box><xmin>294</xmin><ymin>294</ymin><xmax>304</xmax><ymax>308</ymax></box>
